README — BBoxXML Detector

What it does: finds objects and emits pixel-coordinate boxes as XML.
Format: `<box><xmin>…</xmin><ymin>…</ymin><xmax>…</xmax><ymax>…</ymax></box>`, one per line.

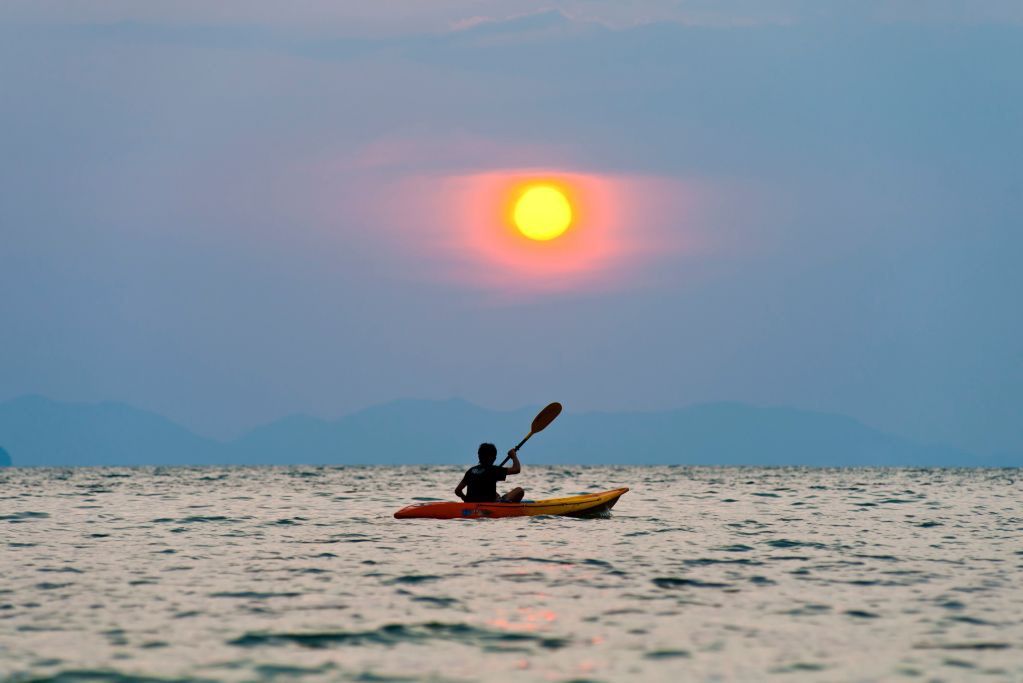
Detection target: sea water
<box><xmin>1</xmin><ymin>466</ymin><xmax>1020</xmax><ymax>682</ymax></box>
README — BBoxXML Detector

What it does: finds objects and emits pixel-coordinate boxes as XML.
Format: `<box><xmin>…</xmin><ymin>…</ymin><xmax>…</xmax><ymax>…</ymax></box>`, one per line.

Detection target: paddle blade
<box><xmin>530</xmin><ymin>402</ymin><xmax>562</xmax><ymax>434</ymax></box>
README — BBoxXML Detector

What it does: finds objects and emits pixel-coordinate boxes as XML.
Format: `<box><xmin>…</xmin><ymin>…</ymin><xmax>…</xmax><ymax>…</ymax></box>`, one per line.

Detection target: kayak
<box><xmin>394</xmin><ymin>488</ymin><xmax>628</xmax><ymax>520</ymax></box>
<box><xmin>394</xmin><ymin>487</ymin><xmax>629</xmax><ymax>520</ymax></box>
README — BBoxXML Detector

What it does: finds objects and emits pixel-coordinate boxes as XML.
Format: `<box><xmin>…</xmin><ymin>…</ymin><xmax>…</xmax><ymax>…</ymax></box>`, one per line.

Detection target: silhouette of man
<box><xmin>455</xmin><ymin>443</ymin><xmax>525</xmax><ymax>503</ymax></box>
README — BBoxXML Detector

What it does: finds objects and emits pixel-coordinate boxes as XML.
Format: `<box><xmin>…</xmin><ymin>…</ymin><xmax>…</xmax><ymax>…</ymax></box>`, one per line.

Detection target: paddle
<box><xmin>499</xmin><ymin>402</ymin><xmax>562</xmax><ymax>466</ymax></box>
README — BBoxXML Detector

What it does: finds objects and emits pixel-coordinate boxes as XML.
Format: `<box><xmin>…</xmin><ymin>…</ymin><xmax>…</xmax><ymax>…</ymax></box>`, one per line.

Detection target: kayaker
<box><xmin>455</xmin><ymin>443</ymin><xmax>525</xmax><ymax>503</ymax></box>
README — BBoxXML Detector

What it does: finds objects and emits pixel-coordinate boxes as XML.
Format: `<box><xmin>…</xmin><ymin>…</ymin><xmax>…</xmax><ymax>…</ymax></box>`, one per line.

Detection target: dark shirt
<box><xmin>463</xmin><ymin>464</ymin><xmax>508</xmax><ymax>503</ymax></box>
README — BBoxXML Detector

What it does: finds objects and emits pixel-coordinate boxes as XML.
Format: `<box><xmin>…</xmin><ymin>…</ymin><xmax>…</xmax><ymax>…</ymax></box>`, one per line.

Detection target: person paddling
<box><xmin>455</xmin><ymin>443</ymin><xmax>525</xmax><ymax>503</ymax></box>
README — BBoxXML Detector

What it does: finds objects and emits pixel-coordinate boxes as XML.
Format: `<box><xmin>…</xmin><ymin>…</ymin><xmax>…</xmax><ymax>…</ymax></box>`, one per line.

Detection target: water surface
<box><xmin>1</xmin><ymin>466</ymin><xmax>1020</xmax><ymax>681</ymax></box>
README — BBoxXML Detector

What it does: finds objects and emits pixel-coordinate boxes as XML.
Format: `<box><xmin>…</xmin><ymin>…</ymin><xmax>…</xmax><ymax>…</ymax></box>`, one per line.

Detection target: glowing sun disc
<box><xmin>513</xmin><ymin>185</ymin><xmax>573</xmax><ymax>241</ymax></box>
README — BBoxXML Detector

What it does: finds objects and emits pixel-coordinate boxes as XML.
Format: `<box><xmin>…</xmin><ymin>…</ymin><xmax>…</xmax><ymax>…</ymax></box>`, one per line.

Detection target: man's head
<box><xmin>477</xmin><ymin>442</ymin><xmax>497</xmax><ymax>465</ymax></box>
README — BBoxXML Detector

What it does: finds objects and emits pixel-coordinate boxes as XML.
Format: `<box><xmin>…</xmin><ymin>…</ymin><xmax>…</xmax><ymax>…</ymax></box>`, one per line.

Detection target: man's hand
<box><xmin>506</xmin><ymin>448</ymin><xmax>521</xmax><ymax>475</ymax></box>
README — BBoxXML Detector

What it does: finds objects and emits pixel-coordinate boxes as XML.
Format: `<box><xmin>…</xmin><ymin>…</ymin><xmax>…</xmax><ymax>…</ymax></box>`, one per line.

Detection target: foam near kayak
<box><xmin>394</xmin><ymin>487</ymin><xmax>629</xmax><ymax>519</ymax></box>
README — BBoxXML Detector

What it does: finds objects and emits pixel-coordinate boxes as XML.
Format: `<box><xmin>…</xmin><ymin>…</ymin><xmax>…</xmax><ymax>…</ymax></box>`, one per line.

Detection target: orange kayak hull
<box><xmin>394</xmin><ymin>488</ymin><xmax>629</xmax><ymax>520</ymax></box>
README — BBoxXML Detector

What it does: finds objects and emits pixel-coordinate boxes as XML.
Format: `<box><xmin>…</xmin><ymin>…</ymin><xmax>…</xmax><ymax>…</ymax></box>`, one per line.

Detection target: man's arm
<box><xmin>455</xmin><ymin>474</ymin><xmax>468</xmax><ymax>501</ymax></box>
<box><xmin>505</xmin><ymin>449</ymin><xmax>521</xmax><ymax>475</ymax></box>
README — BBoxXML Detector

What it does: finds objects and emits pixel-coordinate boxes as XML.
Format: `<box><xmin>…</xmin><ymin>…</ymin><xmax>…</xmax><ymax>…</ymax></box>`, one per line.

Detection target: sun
<box><xmin>513</xmin><ymin>185</ymin><xmax>573</xmax><ymax>241</ymax></box>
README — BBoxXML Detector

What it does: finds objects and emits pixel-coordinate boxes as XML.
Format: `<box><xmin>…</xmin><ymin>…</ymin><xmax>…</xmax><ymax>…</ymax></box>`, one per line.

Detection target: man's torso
<box><xmin>464</xmin><ymin>465</ymin><xmax>508</xmax><ymax>503</ymax></box>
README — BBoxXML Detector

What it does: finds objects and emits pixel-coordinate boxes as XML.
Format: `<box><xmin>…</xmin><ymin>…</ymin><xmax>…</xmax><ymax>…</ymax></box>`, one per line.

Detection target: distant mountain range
<box><xmin>0</xmin><ymin>395</ymin><xmax>1016</xmax><ymax>468</ymax></box>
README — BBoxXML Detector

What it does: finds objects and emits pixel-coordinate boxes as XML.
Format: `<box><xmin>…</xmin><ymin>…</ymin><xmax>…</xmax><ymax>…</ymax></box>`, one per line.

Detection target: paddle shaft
<box><xmin>499</xmin><ymin>433</ymin><xmax>534</xmax><ymax>467</ymax></box>
<box><xmin>497</xmin><ymin>402</ymin><xmax>562</xmax><ymax>467</ymax></box>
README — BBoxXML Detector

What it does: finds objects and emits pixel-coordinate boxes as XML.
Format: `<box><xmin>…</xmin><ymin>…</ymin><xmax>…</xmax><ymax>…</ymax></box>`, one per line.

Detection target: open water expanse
<box><xmin>1</xmin><ymin>466</ymin><xmax>1021</xmax><ymax>682</ymax></box>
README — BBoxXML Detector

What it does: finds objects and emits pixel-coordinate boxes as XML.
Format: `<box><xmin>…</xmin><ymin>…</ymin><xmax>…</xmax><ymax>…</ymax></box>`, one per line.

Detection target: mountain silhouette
<box><xmin>0</xmin><ymin>395</ymin><xmax>1014</xmax><ymax>467</ymax></box>
<box><xmin>0</xmin><ymin>395</ymin><xmax>221</xmax><ymax>467</ymax></box>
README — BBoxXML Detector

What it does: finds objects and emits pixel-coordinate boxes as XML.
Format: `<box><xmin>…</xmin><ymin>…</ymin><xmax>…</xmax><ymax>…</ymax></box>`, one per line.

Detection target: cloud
<box><xmin>5</xmin><ymin>1</ymin><xmax>1022</xmax><ymax>31</ymax></box>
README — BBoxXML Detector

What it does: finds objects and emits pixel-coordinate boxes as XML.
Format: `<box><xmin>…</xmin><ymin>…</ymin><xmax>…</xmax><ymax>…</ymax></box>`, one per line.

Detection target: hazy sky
<box><xmin>1</xmin><ymin>1</ymin><xmax>1021</xmax><ymax>457</ymax></box>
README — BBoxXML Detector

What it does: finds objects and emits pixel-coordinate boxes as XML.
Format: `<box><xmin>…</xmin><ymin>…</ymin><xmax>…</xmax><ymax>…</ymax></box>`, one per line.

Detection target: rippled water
<box><xmin>1</xmin><ymin>466</ymin><xmax>1021</xmax><ymax>682</ymax></box>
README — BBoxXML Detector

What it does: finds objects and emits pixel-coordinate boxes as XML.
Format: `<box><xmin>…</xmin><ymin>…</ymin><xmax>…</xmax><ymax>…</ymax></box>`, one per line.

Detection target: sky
<box><xmin>1</xmin><ymin>1</ymin><xmax>1021</xmax><ymax>457</ymax></box>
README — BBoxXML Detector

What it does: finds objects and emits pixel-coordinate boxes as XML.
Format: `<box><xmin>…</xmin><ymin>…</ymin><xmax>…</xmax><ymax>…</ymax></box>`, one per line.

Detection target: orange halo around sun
<box><xmin>341</xmin><ymin>162</ymin><xmax>699</xmax><ymax>294</ymax></box>
<box><xmin>446</xmin><ymin>170</ymin><xmax>623</xmax><ymax>289</ymax></box>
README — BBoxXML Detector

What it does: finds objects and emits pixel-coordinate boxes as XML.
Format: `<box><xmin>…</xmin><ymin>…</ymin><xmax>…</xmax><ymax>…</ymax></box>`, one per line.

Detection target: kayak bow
<box><xmin>394</xmin><ymin>488</ymin><xmax>629</xmax><ymax>520</ymax></box>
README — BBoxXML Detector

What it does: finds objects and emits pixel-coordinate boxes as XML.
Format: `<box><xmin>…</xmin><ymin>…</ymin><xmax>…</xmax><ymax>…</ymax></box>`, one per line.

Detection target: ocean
<box><xmin>1</xmin><ymin>466</ymin><xmax>1020</xmax><ymax>682</ymax></box>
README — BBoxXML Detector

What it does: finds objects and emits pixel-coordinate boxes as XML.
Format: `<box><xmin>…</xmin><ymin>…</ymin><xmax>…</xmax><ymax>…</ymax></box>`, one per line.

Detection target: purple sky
<box><xmin>1</xmin><ymin>2</ymin><xmax>1021</xmax><ymax>458</ymax></box>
